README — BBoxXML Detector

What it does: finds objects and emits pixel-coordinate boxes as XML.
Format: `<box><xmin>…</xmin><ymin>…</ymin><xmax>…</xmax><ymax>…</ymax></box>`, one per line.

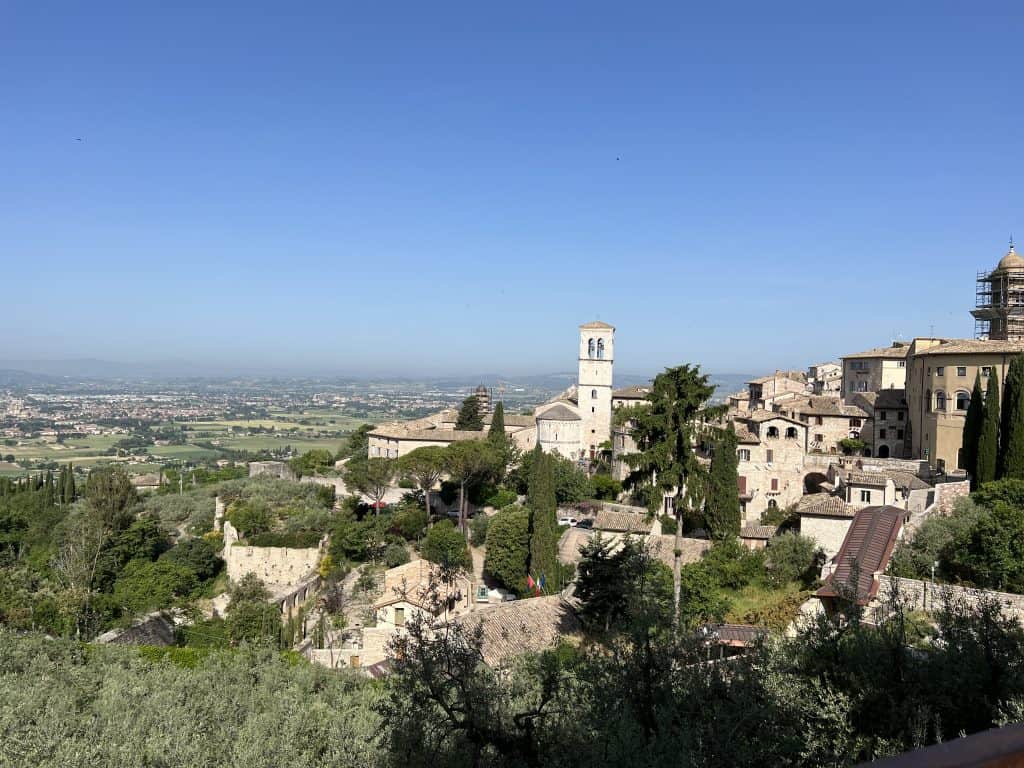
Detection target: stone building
<box><xmin>807</xmin><ymin>361</ymin><xmax>842</xmax><ymax>396</ymax></box>
<box><xmin>841</xmin><ymin>343</ymin><xmax>910</xmax><ymax>395</ymax></box>
<box><xmin>367</xmin><ymin>320</ymin><xmax>616</xmax><ymax>465</ymax></box>
<box><xmin>851</xmin><ymin>389</ymin><xmax>910</xmax><ymax>458</ymax></box>
<box><xmin>776</xmin><ymin>396</ymin><xmax>870</xmax><ymax>455</ymax></box>
<box><xmin>906</xmin><ymin>337</ymin><xmax>1024</xmax><ymax>472</ymax></box>
<box><xmin>746</xmin><ymin>371</ymin><xmax>807</xmax><ymax>410</ymax></box>
<box><xmin>732</xmin><ymin>411</ymin><xmax>808</xmax><ymax>523</ymax></box>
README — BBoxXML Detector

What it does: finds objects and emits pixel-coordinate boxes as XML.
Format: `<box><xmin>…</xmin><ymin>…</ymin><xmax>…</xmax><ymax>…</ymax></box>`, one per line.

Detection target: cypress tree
<box><xmin>999</xmin><ymin>356</ymin><xmax>1024</xmax><ymax>479</ymax></box>
<box><xmin>962</xmin><ymin>373</ymin><xmax>984</xmax><ymax>487</ymax></box>
<box><xmin>977</xmin><ymin>370</ymin><xmax>1000</xmax><ymax>486</ymax></box>
<box><xmin>63</xmin><ymin>462</ymin><xmax>76</xmax><ymax>505</ymax></box>
<box><xmin>703</xmin><ymin>424</ymin><xmax>742</xmax><ymax>539</ymax></box>
<box><xmin>527</xmin><ymin>447</ymin><xmax>559</xmax><ymax>592</ymax></box>
<box><xmin>487</xmin><ymin>401</ymin><xmax>506</xmax><ymax>445</ymax></box>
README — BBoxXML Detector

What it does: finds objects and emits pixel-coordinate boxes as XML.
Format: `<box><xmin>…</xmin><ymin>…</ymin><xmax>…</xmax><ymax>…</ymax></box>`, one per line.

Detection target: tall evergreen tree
<box><xmin>999</xmin><ymin>356</ymin><xmax>1024</xmax><ymax>479</ymax></box>
<box><xmin>62</xmin><ymin>462</ymin><xmax>76</xmax><ymax>505</ymax></box>
<box><xmin>455</xmin><ymin>395</ymin><xmax>484</xmax><ymax>431</ymax></box>
<box><xmin>703</xmin><ymin>424</ymin><xmax>741</xmax><ymax>539</ymax></box>
<box><xmin>962</xmin><ymin>373</ymin><xmax>985</xmax><ymax>487</ymax></box>
<box><xmin>978</xmin><ymin>371</ymin><xmax>1001</xmax><ymax>486</ymax></box>
<box><xmin>620</xmin><ymin>364</ymin><xmax>722</xmax><ymax>623</ymax></box>
<box><xmin>487</xmin><ymin>401</ymin><xmax>506</xmax><ymax>446</ymax></box>
<box><xmin>526</xmin><ymin>446</ymin><xmax>559</xmax><ymax>592</ymax></box>
<box><xmin>487</xmin><ymin>401</ymin><xmax>510</xmax><ymax>479</ymax></box>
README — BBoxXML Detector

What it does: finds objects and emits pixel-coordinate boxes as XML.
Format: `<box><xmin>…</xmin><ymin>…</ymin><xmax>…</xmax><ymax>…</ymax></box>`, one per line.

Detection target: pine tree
<box><xmin>703</xmin><ymin>424</ymin><xmax>741</xmax><ymax>539</ymax></box>
<box><xmin>527</xmin><ymin>447</ymin><xmax>559</xmax><ymax>593</ymax></box>
<box><xmin>1000</xmin><ymin>356</ymin><xmax>1024</xmax><ymax>478</ymax></box>
<box><xmin>962</xmin><ymin>373</ymin><xmax>984</xmax><ymax>488</ymax></box>
<box><xmin>455</xmin><ymin>395</ymin><xmax>484</xmax><ymax>431</ymax></box>
<box><xmin>977</xmin><ymin>370</ymin><xmax>1000</xmax><ymax>486</ymax></box>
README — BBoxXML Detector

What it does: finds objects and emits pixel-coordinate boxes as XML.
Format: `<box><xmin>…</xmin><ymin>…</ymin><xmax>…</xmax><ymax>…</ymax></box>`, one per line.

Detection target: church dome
<box><xmin>997</xmin><ymin>244</ymin><xmax>1024</xmax><ymax>271</ymax></box>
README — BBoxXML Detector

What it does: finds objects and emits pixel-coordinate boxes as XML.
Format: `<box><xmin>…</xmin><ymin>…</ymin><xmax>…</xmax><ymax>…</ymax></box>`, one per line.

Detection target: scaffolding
<box><xmin>971</xmin><ymin>266</ymin><xmax>1024</xmax><ymax>341</ymax></box>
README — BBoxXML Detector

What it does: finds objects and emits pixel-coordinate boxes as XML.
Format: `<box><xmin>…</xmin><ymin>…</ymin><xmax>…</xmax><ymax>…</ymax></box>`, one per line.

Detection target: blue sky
<box><xmin>2</xmin><ymin>1</ymin><xmax>1022</xmax><ymax>377</ymax></box>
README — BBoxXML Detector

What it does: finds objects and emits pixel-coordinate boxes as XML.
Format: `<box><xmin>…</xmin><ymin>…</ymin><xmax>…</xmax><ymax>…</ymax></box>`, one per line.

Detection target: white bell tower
<box><xmin>577</xmin><ymin>321</ymin><xmax>614</xmax><ymax>459</ymax></box>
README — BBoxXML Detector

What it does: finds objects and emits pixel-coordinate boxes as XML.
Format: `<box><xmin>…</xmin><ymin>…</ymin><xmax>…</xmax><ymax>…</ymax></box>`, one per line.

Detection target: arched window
<box><xmin>766</xmin><ymin>426</ymin><xmax>779</xmax><ymax>438</ymax></box>
<box><xmin>597</xmin><ymin>339</ymin><xmax>605</xmax><ymax>359</ymax></box>
<box><xmin>768</xmin><ymin>499</ymin><xmax>778</xmax><ymax>509</ymax></box>
<box><xmin>785</xmin><ymin>427</ymin><xmax>798</xmax><ymax>439</ymax></box>
<box><xmin>935</xmin><ymin>390</ymin><xmax>947</xmax><ymax>412</ymax></box>
<box><xmin>591</xmin><ymin>389</ymin><xmax>597</xmax><ymax>399</ymax></box>
<box><xmin>587</xmin><ymin>338</ymin><xmax>595</xmax><ymax>358</ymax></box>
<box><xmin>955</xmin><ymin>390</ymin><xmax>970</xmax><ymax>411</ymax></box>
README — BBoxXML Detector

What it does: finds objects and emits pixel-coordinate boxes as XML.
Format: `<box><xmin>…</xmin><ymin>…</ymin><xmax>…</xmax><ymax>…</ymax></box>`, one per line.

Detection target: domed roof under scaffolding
<box><xmin>996</xmin><ymin>243</ymin><xmax>1024</xmax><ymax>271</ymax></box>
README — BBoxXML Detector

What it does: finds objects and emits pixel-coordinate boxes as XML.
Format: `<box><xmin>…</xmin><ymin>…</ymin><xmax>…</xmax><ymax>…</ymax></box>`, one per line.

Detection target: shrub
<box><xmin>470</xmin><ymin>513</ymin><xmax>491</xmax><ymax>546</ymax></box>
<box><xmin>659</xmin><ymin>514</ymin><xmax>677</xmax><ymax>535</ymax></box>
<box><xmin>765</xmin><ymin>532</ymin><xmax>823</xmax><ymax>587</ymax></box>
<box><xmin>484</xmin><ymin>488</ymin><xmax>518</xmax><ymax>509</ymax></box>
<box><xmin>391</xmin><ymin>505</ymin><xmax>429</xmax><ymax>541</ymax></box>
<box><xmin>420</xmin><ymin>520</ymin><xmax>471</xmax><ymax>570</ymax></box>
<box><xmin>591</xmin><ymin>474</ymin><xmax>622</xmax><ymax>501</ymax></box>
<box><xmin>113</xmin><ymin>559</ymin><xmax>199</xmax><ymax>615</ymax></box>
<box><xmin>160</xmin><ymin>538</ymin><xmax>224</xmax><ymax>582</ymax></box>
<box><xmin>385</xmin><ymin>543</ymin><xmax>410</xmax><ymax>568</ymax></box>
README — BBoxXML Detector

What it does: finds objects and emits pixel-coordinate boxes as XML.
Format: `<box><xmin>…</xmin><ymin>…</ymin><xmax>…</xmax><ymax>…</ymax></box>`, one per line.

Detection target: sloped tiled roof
<box><xmin>734</xmin><ymin>424</ymin><xmax>760</xmax><ymax>445</ymax></box>
<box><xmin>842</xmin><ymin>344</ymin><xmax>910</xmax><ymax>360</ymax></box>
<box><xmin>702</xmin><ymin>623</ymin><xmax>767</xmax><ymax>647</ymax></box>
<box><xmin>786</xmin><ymin>396</ymin><xmax>868</xmax><ymax>418</ymax></box>
<box><xmin>797</xmin><ymin>493</ymin><xmax>854</xmax><ymax>518</ymax></box>
<box><xmin>817</xmin><ymin>506</ymin><xmax>904</xmax><ymax>605</ymax></box>
<box><xmin>373</xmin><ymin>559</ymin><xmax>471</xmax><ymax>611</ymax></box>
<box><xmin>913</xmin><ymin>339</ymin><xmax>1024</xmax><ymax>356</ymax></box>
<box><xmin>747</xmin><ymin>371</ymin><xmax>806</xmax><ymax>385</ymax></box>
<box><xmin>536</xmin><ymin>404</ymin><xmax>580</xmax><ymax>422</ymax></box>
<box><xmin>874</xmin><ymin>389</ymin><xmax>908</xmax><ymax>409</ymax></box>
<box><xmin>455</xmin><ymin>595</ymin><xmax>581</xmax><ymax>667</ymax></box>
<box><xmin>739</xmin><ymin>524</ymin><xmax>777</xmax><ymax>540</ymax></box>
<box><xmin>594</xmin><ymin>510</ymin><xmax>653</xmax><ymax>534</ymax></box>
<box><xmin>580</xmin><ymin>320</ymin><xmax>614</xmax><ymax>330</ymax></box>
<box><xmin>645</xmin><ymin>535</ymin><xmax>711</xmax><ymax>568</ymax></box>
<box><xmin>612</xmin><ymin>385</ymin><xmax>650</xmax><ymax>399</ymax></box>
<box><xmin>845</xmin><ymin>471</ymin><xmax>890</xmax><ymax>487</ymax></box>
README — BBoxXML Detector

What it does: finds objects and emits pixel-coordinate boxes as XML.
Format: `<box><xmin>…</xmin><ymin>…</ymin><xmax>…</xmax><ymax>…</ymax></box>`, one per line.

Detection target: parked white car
<box><xmin>558</xmin><ymin>516</ymin><xmax>578</xmax><ymax>526</ymax></box>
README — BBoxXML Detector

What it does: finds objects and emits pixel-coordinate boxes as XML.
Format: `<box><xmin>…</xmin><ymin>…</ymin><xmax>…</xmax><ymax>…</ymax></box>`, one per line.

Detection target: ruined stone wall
<box><xmin>222</xmin><ymin>520</ymin><xmax>322</xmax><ymax>587</ymax></box>
<box><xmin>248</xmin><ymin>461</ymin><xmax>296</xmax><ymax>481</ymax></box>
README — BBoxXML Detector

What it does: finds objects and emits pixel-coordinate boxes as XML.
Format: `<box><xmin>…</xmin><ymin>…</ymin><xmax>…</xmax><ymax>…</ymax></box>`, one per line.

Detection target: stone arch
<box><xmin>804</xmin><ymin>472</ymin><xmax>828</xmax><ymax>494</ymax></box>
<box><xmin>588</xmin><ymin>338</ymin><xmax>596</xmax><ymax>358</ymax></box>
<box><xmin>597</xmin><ymin>338</ymin><xmax>605</xmax><ymax>359</ymax></box>
<box><xmin>877</xmin><ymin>444</ymin><xmax>890</xmax><ymax>458</ymax></box>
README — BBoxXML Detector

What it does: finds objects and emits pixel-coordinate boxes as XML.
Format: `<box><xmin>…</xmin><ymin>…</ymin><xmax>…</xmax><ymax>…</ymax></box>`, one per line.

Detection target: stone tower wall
<box><xmin>578</xmin><ymin>326</ymin><xmax>614</xmax><ymax>456</ymax></box>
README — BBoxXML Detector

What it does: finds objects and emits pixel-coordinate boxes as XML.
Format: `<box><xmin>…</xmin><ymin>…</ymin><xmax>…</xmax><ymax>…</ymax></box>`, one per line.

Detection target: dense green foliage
<box><xmin>590</xmin><ymin>473</ymin><xmax>622</xmax><ymax>501</ymax></box>
<box><xmin>419</xmin><ymin>520</ymin><xmax>471</xmax><ymax>570</ymax></box>
<box><xmin>892</xmin><ymin>481</ymin><xmax>1024</xmax><ymax>593</ymax></box>
<box><xmin>469</xmin><ymin>512</ymin><xmax>491</xmax><ymax>546</ymax></box>
<box><xmin>526</xmin><ymin>446</ymin><xmax>560</xmax><ymax>590</ymax></box>
<box><xmin>455</xmin><ymin>395</ymin><xmax>484</xmax><ymax>431</ymax></box>
<box><xmin>962</xmin><ymin>373</ymin><xmax>984</xmax><ymax>487</ymax></box>
<box><xmin>510</xmin><ymin>448</ymin><xmax>593</xmax><ymax>504</ymax></box>
<box><xmin>764</xmin><ymin>532</ymin><xmax>823</xmax><ymax>588</ymax></box>
<box><xmin>483</xmin><ymin>506</ymin><xmax>531</xmax><ymax>592</ymax></box>
<box><xmin>289</xmin><ymin>447</ymin><xmax>337</xmax><ymax>477</ymax></box>
<box><xmin>977</xmin><ymin>369</ymin><xmax>1000</xmax><ymax>486</ymax></box>
<box><xmin>703</xmin><ymin>424</ymin><xmax>741</xmax><ymax>539</ymax></box>
<box><xmin>1000</xmin><ymin>355</ymin><xmax>1024</xmax><ymax>478</ymax></box>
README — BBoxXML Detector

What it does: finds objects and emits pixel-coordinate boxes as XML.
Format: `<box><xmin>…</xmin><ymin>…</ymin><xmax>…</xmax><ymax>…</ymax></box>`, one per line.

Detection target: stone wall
<box><xmin>300</xmin><ymin>475</ymin><xmax>346</xmax><ymax>497</ymax></box>
<box><xmin>875</xmin><ymin>575</ymin><xmax>1024</xmax><ymax>623</ymax></box>
<box><xmin>801</xmin><ymin>515</ymin><xmax>854</xmax><ymax>560</ymax></box>
<box><xmin>222</xmin><ymin>520</ymin><xmax>322</xmax><ymax>587</ymax></box>
<box><xmin>932</xmin><ymin>480</ymin><xmax>970</xmax><ymax>516</ymax></box>
<box><xmin>248</xmin><ymin>460</ymin><xmax>296</xmax><ymax>481</ymax></box>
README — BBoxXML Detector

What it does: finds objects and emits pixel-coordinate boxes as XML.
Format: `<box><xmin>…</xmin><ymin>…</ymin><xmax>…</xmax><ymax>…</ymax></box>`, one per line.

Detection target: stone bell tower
<box><xmin>577</xmin><ymin>321</ymin><xmax>615</xmax><ymax>459</ymax></box>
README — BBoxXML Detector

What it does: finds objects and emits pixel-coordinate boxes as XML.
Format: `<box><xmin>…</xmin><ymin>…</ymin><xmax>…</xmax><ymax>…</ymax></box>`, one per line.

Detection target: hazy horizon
<box><xmin>4</xmin><ymin>3</ymin><xmax>1020</xmax><ymax>374</ymax></box>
